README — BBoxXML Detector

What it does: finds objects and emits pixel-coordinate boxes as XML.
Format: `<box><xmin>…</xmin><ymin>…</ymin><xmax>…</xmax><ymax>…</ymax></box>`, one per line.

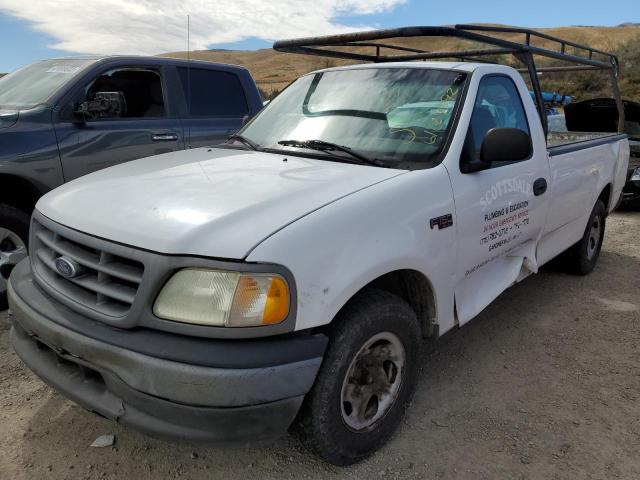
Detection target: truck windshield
<box><xmin>0</xmin><ymin>59</ymin><xmax>95</xmax><ymax>110</ymax></box>
<box><xmin>240</xmin><ymin>68</ymin><xmax>466</xmax><ymax>168</ymax></box>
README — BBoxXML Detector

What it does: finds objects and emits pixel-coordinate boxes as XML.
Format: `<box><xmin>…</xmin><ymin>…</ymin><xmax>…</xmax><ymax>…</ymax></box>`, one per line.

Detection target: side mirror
<box><xmin>460</xmin><ymin>127</ymin><xmax>532</xmax><ymax>173</ymax></box>
<box><xmin>480</xmin><ymin>128</ymin><xmax>532</xmax><ymax>163</ymax></box>
<box><xmin>73</xmin><ymin>91</ymin><xmax>126</xmax><ymax>122</ymax></box>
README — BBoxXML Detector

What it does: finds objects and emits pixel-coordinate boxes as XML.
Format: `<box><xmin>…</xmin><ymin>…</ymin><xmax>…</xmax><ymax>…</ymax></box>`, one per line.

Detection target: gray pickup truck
<box><xmin>0</xmin><ymin>56</ymin><xmax>263</xmax><ymax>306</ymax></box>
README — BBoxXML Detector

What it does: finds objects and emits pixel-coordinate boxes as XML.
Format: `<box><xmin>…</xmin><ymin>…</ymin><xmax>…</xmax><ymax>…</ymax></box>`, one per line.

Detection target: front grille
<box><xmin>31</xmin><ymin>219</ymin><xmax>144</xmax><ymax>318</ymax></box>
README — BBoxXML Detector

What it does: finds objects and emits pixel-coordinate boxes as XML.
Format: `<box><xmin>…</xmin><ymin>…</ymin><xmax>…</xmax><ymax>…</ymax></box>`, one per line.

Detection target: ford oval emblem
<box><xmin>54</xmin><ymin>256</ymin><xmax>83</xmax><ymax>279</ymax></box>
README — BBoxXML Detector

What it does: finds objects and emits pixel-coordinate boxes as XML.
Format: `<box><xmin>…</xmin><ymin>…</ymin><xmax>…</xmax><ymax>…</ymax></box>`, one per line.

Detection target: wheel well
<box><xmin>0</xmin><ymin>174</ymin><xmax>42</xmax><ymax>215</ymax></box>
<box><xmin>598</xmin><ymin>184</ymin><xmax>612</xmax><ymax>212</ymax></box>
<box><xmin>364</xmin><ymin>269</ymin><xmax>437</xmax><ymax>338</ymax></box>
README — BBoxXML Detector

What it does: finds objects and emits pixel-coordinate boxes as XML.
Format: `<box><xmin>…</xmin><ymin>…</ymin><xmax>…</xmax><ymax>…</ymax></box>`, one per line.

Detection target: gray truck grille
<box><xmin>30</xmin><ymin>219</ymin><xmax>144</xmax><ymax>318</ymax></box>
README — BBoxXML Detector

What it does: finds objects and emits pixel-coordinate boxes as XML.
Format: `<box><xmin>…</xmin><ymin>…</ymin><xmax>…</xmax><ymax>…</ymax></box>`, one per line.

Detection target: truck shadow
<box><xmin>17</xmin><ymin>247</ymin><xmax>640</xmax><ymax>479</ymax></box>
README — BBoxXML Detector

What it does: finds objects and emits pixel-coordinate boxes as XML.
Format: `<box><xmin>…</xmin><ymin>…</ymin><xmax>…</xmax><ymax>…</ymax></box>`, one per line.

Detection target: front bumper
<box><xmin>9</xmin><ymin>259</ymin><xmax>327</xmax><ymax>444</ymax></box>
<box><xmin>622</xmin><ymin>175</ymin><xmax>640</xmax><ymax>204</ymax></box>
<box><xmin>622</xmin><ymin>152</ymin><xmax>640</xmax><ymax>204</ymax></box>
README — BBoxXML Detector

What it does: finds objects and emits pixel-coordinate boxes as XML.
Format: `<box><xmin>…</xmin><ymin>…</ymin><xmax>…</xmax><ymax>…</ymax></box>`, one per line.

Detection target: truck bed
<box><xmin>547</xmin><ymin>131</ymin><xmax>618</xmax><ymax>148</ymax></box>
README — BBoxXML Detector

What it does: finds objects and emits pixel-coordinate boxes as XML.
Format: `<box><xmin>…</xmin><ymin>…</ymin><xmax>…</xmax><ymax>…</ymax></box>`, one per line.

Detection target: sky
<box><xmin>0</xmin><ymin>0</ymin><xmax>638</xmax><ymax>73</ymax></box>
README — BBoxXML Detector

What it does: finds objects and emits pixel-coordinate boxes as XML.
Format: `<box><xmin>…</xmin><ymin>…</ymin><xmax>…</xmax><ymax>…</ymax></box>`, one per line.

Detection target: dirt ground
<box><xmin>1</xmin><ymin>211</ymin><xmax>639</xmax><ymax>480</ymax></box>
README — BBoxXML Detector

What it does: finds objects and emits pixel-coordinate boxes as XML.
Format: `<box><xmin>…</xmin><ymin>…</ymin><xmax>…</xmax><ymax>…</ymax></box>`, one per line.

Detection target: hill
<box><xmin>161</xmin><ymin>24</ymin><xmax>640</xmax><ymax>100</ymax></box>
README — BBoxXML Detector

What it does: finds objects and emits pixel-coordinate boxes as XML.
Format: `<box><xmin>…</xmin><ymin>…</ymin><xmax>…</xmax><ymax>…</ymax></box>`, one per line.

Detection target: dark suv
<box><xmin>564</xmin><ymin>98</ymin><xmax>640</xmax><ymax>208</ymax></box>
<box><xmin>0</xmin><ymin>56</ymin><xmax>263</xmax><ymax>306</ymax></box>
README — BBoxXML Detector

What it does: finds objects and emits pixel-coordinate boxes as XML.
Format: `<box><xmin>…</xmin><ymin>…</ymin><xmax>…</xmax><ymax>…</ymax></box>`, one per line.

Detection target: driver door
<box><xmin>447</xmin><ymin>74</ymin><xmax>551</xmax><ymax>325</ymax></box>
<box><xmin>53</xmin><ymin>65</ymin><xmax>183</xmax><ymax>181</ymax></box>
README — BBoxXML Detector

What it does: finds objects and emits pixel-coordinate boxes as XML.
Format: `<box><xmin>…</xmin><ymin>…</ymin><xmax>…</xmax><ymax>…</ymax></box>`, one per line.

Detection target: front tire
<box><xmin>0</xmin><ymin>204</ymin><xmax>30</xmax><ymax>310</ymax></box>
<box><xmin>565</xmin><ymin>199</ymin><xmax>606</xmax><ymax>275</ymax></box>
<box><xmin>297</xmin><ymin>288</ymin><xmax>421</xmax><ymax>466</ymax></box>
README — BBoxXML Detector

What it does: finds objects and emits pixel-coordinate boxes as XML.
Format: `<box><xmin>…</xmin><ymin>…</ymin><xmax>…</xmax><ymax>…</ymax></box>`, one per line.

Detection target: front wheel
<box><xmin>0</xmin><ymin>204</ymin><xmax>30</xmax><ymax>310</ymax></box>
<box><xmin>297</xmin><ymin>288</ymin><xmax>421</xmax><ymax>466</ymax></box>
<box><xmin>564</xmin><ymin>199</ymin><xmax>606</xmax><ymax>275</ymax></box>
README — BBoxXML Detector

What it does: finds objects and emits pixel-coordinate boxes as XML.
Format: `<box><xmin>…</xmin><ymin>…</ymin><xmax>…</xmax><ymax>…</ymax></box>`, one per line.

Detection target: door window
<box><xmin>82</xmin><ymin>68</ymin><xmax>166</xmax><ymax>119</ymax></box>
<box><xmin>177</xmin><ymin>67</ymin><xmax>248</xmax><ymax>117</ymax></box>
<box><xmin>465</xmin><ymin>75</ymin><xmax>530</xmax><ymax>165</ymax></box>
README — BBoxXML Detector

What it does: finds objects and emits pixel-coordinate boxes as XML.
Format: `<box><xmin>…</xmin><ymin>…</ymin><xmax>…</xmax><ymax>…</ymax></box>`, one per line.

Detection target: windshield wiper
<box><xmin>227</xmin><ymin>134</ymin><xmax>259</xmax><ymax>151</ymax></box>
<box><xmin>277</xmin><ymin>139</ymin><xmax>387</xmax><ymax>168</ymax></box>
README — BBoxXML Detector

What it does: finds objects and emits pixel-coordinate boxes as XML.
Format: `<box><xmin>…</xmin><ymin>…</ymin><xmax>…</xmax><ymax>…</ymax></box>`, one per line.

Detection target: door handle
<box><xmin>533</xmin><ymin>178</ymin><xmax>547</xmax><ymax>196</ymax></box>
<box><xmin>151</xmin><ymin>133</ymin><xmax>179</xmax><ymax>142</ymax></box>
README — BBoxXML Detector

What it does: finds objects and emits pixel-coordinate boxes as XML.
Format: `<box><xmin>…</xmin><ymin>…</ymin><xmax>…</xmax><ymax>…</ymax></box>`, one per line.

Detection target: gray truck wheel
<box><xmin>565</xmin><ymin>199</ymin><xmax>606</xmax><ymax>276</ymax></box>
<box><xmin>0</xmin><ymin>205</ymin><xmax>30</xmax><ymax>310</ymax></box>
<box><xmin>297</xmin><ymin>288</ymin><xmax>421</xmax><ymax>466</ymax></box>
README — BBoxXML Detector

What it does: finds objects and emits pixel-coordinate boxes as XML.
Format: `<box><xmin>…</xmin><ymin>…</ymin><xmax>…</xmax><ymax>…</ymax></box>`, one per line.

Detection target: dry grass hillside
<box><xmin>161</xmin><ymin>24</ymin><xmax>640</xmax><ymax>99</ymax></box>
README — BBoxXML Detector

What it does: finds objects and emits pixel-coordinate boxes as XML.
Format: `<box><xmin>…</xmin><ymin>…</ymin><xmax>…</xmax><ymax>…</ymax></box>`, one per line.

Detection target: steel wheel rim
<box><xmin>0</xmin><ymin>227</ymin><xmax>27</xmax><ymax>296</ymax></box>
<box><xmin>340</xmin><ymin>331</ymin><xmax>406</xmax><ymax>432</ymax></box>
<box><xmin>587</xmin><ymin>214</ymin><xmax>602</xmax><ymax>260</ymax></box>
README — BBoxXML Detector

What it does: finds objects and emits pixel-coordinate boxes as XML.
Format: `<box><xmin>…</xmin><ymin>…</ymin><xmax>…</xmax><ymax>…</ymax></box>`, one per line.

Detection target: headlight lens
<box><xmin>632</xmin><ymin>167</ymin><xmax>640</xmax><ymax>181</ymax></box>
<box><xmin>153</xmin><ymin>268</ymin><xmax>290</xmax><ymax>327</ymax></box>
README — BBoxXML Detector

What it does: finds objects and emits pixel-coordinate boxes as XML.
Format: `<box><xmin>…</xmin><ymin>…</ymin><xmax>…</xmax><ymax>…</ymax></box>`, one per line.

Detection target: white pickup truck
<box><xmin>8</xmin><ymin>26</ymin><xmax>630</xmax><ymax>465</ymax></box>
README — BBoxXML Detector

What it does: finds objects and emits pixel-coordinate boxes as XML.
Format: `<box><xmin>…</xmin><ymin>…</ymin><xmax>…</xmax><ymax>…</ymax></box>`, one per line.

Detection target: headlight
<box><xmin>632</xmin><ymin>168</ymin><xmax>640</xmax><ymax>182</ymax></box>
<box><xmin>153</xmin><ymin>268</ymin><xmax>290</xmax><ymax>327</ymax></box>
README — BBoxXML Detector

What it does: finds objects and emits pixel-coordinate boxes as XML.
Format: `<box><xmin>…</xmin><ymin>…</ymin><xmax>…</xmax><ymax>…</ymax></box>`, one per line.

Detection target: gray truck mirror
<box><xmin>73</xmin><ymin>91</ymin><xmax>127</xmax><ymax>121</ymax></box>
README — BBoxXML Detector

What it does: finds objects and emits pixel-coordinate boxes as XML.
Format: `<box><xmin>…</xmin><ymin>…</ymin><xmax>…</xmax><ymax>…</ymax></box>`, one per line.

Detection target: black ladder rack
<box><xmin>273</xmin><ymin>25</ymin><xmax>625</xmax><ymax>135</ymax></box>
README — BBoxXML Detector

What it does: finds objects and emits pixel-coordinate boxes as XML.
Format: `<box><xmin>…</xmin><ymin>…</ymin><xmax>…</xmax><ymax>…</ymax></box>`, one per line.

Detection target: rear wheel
<box><xmin>0</xmin><ymin>204</ymin><xmax>30</xmax><ymax>310</ymax></box>
<box><xmin>297</xmin><ymin>288</ymin><xmax>421</xmax><ymax>466</ymax></box>
<box><xmin>564</xmin><ymin>199</ymin><xmax>606</xmax><ymax>275</ymax></box>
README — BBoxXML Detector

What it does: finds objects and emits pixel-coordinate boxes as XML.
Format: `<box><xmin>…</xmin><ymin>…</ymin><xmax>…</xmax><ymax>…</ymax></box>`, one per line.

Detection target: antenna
<box><xmin>186</xmin><ymin>14</ymin><xmax>192</xmax><ymax>148</ymax></box>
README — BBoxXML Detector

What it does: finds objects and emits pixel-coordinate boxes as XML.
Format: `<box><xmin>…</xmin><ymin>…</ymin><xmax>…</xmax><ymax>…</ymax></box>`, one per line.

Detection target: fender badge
<box><xmin>430</xmin><ymin>214</ymin><xmax>453</xmax><ymax>230</ymax></box>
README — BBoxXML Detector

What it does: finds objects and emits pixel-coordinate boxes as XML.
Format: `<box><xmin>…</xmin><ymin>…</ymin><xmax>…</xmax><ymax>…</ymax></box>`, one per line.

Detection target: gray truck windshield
<box><xmin>240</xmin><ymin>67</ymin><xmax>466</xmax><ymax>168</ymax></box>
<box><xmin>0</xmin><ymin>59</ymin><xmax>95</xmax><ymax>110</ymax></box>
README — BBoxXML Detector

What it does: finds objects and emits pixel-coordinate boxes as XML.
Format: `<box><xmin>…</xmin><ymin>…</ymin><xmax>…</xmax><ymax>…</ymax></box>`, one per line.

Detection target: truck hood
<box><xmin>37</xmin><ymin>147</ymin><xmax>406</xmax><ymax>259</ymax></box>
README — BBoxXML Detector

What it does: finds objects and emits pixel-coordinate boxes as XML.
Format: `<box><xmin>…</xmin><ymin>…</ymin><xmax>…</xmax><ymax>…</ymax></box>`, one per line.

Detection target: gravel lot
<box><xmin>1</xmin><ymin>211</ymin><xmax>639</xmax><ymax>480</ymax></box>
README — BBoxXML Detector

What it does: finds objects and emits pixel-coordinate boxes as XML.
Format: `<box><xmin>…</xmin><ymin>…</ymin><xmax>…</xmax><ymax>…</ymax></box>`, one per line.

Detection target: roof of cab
<box><xmin>307</xmin><ymin>61</ymin><xmax>495</xmax><ymax>76</ymax></box>
<box><xmin>45</xmin><ymin>55</ymin><xmax>251</xmax><ymax>72</ymax></box>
